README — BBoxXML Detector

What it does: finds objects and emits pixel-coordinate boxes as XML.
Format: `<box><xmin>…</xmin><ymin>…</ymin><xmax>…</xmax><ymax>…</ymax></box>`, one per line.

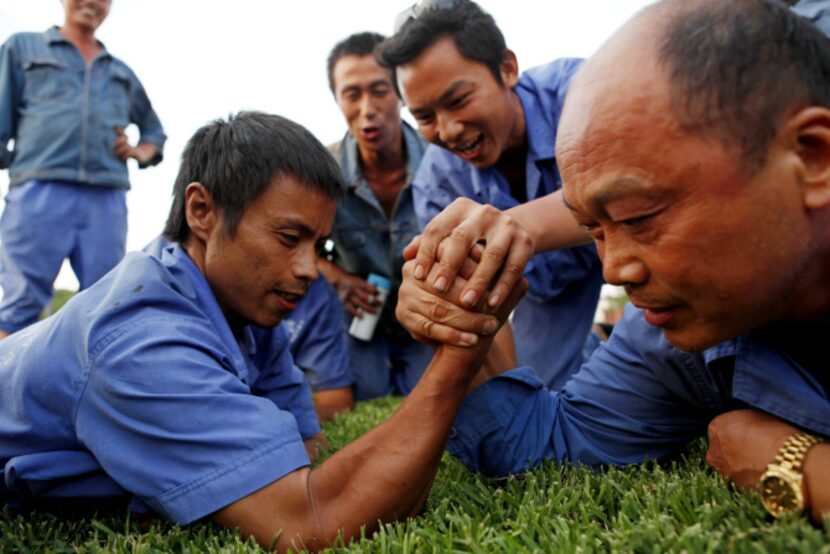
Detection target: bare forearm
<box><xmin>317</xmin><ymin>258</ymin><xmax>344</xmax><ymax>287</ymax></box>
<box><xmin>307</xmin><ymin>344</ymin><xmax>486</xmax><ymax>544</ymax></box>
<box><xmin>805</xmin><ymin>443</ymin><xmax>830</xmax><ymax>523</ymax></box>
<box><xmin>505</xmin><ymin>190</ymin><xmax>590</xmax><ymax>253</ymax></box>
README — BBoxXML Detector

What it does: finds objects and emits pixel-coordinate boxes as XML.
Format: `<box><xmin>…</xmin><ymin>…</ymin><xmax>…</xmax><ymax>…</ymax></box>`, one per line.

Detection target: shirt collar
<box><xmin>725</xmin><ymin>330</ymin><xmax>830</xmax><ymax>436</ymax></box>
<box><xmin>515</xmin><ymin>82</ymin><xmax>556</xmax><ymax>164</ymax></box>
<box><xmin>44</xmin><ymin>26</ymin><xmax>110</xmax><ymax>57</ymax></box>
<box><xmin>339</xmin><ymin>121</ymin><xmax>426</xmax><ymax>190</ymax></box>
<box><xmin>163</xmin><ymin>244</ymin><xmax>251</xmax><ymax>381</ymax></box>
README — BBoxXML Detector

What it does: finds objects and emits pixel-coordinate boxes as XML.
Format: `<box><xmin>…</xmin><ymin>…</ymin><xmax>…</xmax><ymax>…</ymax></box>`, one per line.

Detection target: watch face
<box><xmin>760</xmin><ymin>474</ymin><xmax>800</xmax><ymax>516</ymax></box>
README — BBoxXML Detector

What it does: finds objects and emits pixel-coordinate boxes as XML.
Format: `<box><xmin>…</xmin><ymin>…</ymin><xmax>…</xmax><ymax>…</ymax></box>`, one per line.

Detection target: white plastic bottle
<box><xmin>348</xmin><ymin>273</ymin><xmax>391</xmax><ymax>341</ymax></box>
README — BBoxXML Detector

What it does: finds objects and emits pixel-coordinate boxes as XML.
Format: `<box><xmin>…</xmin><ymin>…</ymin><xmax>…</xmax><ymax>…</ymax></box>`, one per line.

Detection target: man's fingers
<box><xmin>485</xmin><ymin>244</ymin><xmax>531</xmax><ymax>308</ymax></box>
<box><xmin>405</xmin><ymin>313</ymin><xmax>479</xmax><ymax>347</ymax></box>
<box><xmin>402</xmin><ymin>235</ymin><xmax>421</xmax><ymax>262</ymax></box>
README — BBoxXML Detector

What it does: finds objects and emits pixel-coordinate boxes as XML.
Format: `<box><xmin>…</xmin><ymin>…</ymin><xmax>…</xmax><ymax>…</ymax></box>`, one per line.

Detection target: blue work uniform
<box><xmin>412</xmin><ymin>59</ymin><xmax>605</xmax><ymax>390</ymax></box>
<box><xmin>0</xmin><ymin>245</ymin><xmax>318</xmax><ymax>523</ymax></box>
<box><xmin>793</xmin><ymin>0</ymin><xmax>830</xmax><ymax>33</ymax></box>
<box><xmin>448</xmin><ymin>304</ymin><xmax>830</xmax><ymax>476</ymax></box>
<box><xmin>0</xmin><ymin>28</ymin><xmax>166</xmax><ymax>333</ymax></box>
<box><xmin>328</xmin><ymin>122</ymin><xmax>433</xmax><ymax>400</ymax></box>
<box><xmin>282</xmin><ymin>277</ymin><xmax>353</xmax><ymax>392</ymax></box>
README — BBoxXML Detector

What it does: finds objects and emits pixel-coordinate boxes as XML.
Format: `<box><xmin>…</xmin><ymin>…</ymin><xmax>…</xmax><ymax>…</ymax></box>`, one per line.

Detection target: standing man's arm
<box><xmin>113</xmin><ymin>67</ymin><xmax>165</xmax><ymax>168</ymax></box>
<box><xmin>214</xmin><ymin>264</ymin><xmax>527</xmax><ymax>552</ymax></box>
<box><xmin>0</xmin><ymin>38</ymin><xmax>21</xmax><ymax>170</ymax></box>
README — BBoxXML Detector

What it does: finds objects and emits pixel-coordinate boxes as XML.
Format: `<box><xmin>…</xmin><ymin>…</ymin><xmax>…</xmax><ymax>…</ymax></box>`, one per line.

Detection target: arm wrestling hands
<box><xmin>213</xmin><ymin>263</ymin><xmax>527</xmax><ymax>552</ymax></box>
<box><xmin>398</xmin><ymin>194</ymin><xmax>590</xmax><ymax>345</ymax></box>
<box><xmin>707</xmin><ymin>409</ymin><xmax>830</xmax><ymax>524</ymax></box>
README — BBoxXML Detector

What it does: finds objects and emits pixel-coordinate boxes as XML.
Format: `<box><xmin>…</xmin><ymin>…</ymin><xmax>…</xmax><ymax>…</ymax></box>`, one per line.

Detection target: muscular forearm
<box><xmin>505</xmin><ymin>190</ymin><xmax>590</xmax><ymax>253</ymax></box>
<box><xmin>306</xmin><ymin>344</ymin><xmax>487</xmax><ymax>545</ymax></box>
<box><xmin>805</xmin><ymin>443</ymin><xmax>830</xmax><ymax>523</ymax></box>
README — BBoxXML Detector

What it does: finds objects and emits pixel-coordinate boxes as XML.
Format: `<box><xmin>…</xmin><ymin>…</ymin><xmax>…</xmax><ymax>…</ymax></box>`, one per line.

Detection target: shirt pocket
<box><xmin>105</xmin><ymin>65</ymin><xmax>132</xmax><ymax>123</ymax></box>
<box><xmin>23</xmin><ymin>58</ymin><xmax>74</xmax><ymax>105</ymax></box>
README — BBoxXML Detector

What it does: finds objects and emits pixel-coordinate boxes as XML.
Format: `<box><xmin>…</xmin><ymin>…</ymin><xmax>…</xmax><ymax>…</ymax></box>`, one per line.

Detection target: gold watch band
<box><xmin>774</xmin><ymin>431</ymin><xmax>824</xmax><ymax>473</ymax></box>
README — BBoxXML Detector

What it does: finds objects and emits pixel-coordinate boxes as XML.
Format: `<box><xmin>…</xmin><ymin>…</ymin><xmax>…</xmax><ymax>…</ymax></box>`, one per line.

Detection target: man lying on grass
<box><xmin>0</xmin><ymin>111</ymin><xmax>524</xmax><ymax>552</ymax></box>
<box><xmin>396</xmin><ymin>0</ymin><xmax>830</xmax><ymax>524</ymax></box>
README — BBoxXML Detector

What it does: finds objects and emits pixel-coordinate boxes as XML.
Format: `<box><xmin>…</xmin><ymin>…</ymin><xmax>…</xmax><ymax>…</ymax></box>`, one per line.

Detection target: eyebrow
<box><xmin>409</xmin><ymin>79</ymin><xmax>470</xmax><ymax>113</ymax></box>
<box><xmin>564</xmin><ymin>177</ymin><xmax>669</xmax><ymax>213</ymax></box>
<box><xmin>274</xmin><ymin>216</ymin><xmax>319</xmax><ymax>238</ymax></box>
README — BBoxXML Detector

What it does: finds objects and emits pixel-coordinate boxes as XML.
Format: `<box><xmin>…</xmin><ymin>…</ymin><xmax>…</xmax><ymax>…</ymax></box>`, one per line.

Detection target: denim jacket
<box><xmin>0</xmin><ymin>28</ymin><xmax>166</xmax><ymax>189</ymax></box>
<box><xmin>328</xmin><ymin>122</ymin><xmax>427</xmax><ymax>334</ymax></box>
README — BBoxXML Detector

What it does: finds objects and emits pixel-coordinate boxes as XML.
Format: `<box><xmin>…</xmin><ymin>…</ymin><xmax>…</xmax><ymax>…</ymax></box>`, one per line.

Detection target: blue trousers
<box><xmin>0</xmin><ymin>180</ymin><xmax>127</xmax><ymax>333</ymax></box>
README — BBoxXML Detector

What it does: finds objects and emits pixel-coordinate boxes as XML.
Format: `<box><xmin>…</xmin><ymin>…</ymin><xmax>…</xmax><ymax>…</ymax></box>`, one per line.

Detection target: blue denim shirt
<box><xmin>449</xmin><ymin>304</ymin><xmax>830</xmax><ymax>476</ymax></box>
<box><xmin>0</xmin><ymin>28</ymin><xmax>166</xmax><ymax>188</ymax></box>
<box><xmin>0</xmin><ymin>245</ymin><xmax>318</xmax><ymax>523</ymax></box>
<box><xmin>793</xmin><ymin>0</ymin><xmax>830</xmax><ymax>34</ymax></box>
<box><xmin>328</xmin><ymin>122</ymin><xmax>427</xmax><ymax>332</ymax></box>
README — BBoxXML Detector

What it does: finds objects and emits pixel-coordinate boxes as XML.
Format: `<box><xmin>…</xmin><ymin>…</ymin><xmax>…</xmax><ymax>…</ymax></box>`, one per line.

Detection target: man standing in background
<box><xmin>0</xmin><ymin>0</ymin><xmax>165</xmax><ymax>337</ymax></box>
<box><xmin>319</xmin><ymin>32</ymin><xmax>433</xmax><ymax>400</ymax></box>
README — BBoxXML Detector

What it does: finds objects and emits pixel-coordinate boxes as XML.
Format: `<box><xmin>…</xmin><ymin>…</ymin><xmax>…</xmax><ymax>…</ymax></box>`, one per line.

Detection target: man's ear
<box><xmin>791</xmin><ymin>106</ymin><xmax>830</xmax><ymax>210</ymax></box>
<box><xmin>184</xmin><ymin>182</ymin><xmax>219</xmax><ymax>243</ymax></box>
<box><xmin>499</xmin><ymin>49</ymin><xmax>520</xmax><ymax>89</ymax></box>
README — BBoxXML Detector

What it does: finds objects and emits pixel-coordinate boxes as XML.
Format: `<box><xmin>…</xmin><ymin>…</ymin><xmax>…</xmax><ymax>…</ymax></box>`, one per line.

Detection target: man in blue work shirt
<box><xmin>396</xmin><ymin>0</ymin><xmax>830</xmax><ymax>524</ymax></box>
<box><xmin>0</xmin><ymin>0</ymin><xmax>165</xmax><ymax>338</ymax></box>
<box><xmin>319</xmin><ymin>32</ymin><xmax>433</xmax><ymax>400</ymax></box>
<box><xmin>0</xmin><ymin>110</ymin><xmax>527</xmax><ymax>550</ymax></box>
<box><xmin>377</xmin><ymin>0</ymin><xmax>605</xmax><ymax>389</ymax></box>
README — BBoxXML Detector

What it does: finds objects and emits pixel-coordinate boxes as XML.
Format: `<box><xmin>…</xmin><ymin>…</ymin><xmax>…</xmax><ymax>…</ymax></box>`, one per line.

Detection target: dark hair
<box><xmin>163</xmin><ymin>111</ymin><xmax>344</xmax><ymax>243</ymax></box>
<box><xmin>326</xmin><ymin>32</ymin><xmax>387</xmax><ymax>94</ymax></box>
<box><xmin>658</xmin><ymin>0</ymin><xmax>830</xmax><ymax>169</ymax></box>
<box><xmin>376</xmin><ymin>0</ymin><xmax>507</xmax><ymax>97</ymax></box>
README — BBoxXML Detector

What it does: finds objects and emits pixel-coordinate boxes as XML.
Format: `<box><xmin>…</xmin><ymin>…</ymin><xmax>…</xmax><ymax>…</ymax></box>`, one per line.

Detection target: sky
<box><xmin>0</xmin><ymin>0</ymin><xmax>656</xmax><ymax>290</ymax></box>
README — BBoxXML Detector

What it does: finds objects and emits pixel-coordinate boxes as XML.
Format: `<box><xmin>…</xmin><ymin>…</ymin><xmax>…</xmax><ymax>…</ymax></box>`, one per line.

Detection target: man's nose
<box><xmin>600</xmin><ymin>235</ymin><xmax>648</xmax><ymax>288</ymax></box>
<box><xmin>436</xmin><ymin>113</ymin><xmax>463</xmax><ymax>145</ymax></box>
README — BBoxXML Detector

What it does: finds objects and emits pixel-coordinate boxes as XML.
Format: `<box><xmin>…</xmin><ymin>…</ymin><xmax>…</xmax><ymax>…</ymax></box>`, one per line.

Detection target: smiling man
<box><xmin>396</xmin><ymin>0</ymin><xmax>830</xmax><ymax>524</ymax></box>
<box><xmin>377</xmin><ymin>0</ymin><xmax>604</xmax><ymax>389</ymax></box>
<box><xmin>0</xmin><ymin>111</ymin><xmax>526</xmax><ymax>551</ymax></box>
<box><xmin>0</xmin><ymin>0</ymin><xmax>165</xmax><ymax>338</ymax></box>
<box><xmin>318</xmin><ymin>32</ymin><xmax>434</xmax><ymax>401</ymax></box>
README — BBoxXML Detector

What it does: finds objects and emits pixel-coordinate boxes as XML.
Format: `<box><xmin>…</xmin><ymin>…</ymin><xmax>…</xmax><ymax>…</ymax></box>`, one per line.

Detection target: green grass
<box><xmin>2</xmin><ymin>397</ymin><xmax>828</xmax><ymax>553</ymax></box>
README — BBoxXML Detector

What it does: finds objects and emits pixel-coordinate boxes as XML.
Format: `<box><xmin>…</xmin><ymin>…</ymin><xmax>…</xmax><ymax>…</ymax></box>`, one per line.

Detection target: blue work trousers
<box><xmin>0</xmin><ymin>180</ymin><xmax>127</xmax><ymax>332</ymax></box>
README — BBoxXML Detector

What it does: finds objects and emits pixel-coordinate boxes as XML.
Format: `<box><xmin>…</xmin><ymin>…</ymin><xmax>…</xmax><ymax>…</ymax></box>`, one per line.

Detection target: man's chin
<box><xmin>661</xmin><ymin>326</ymin><xmax>735</xmax><ymax>353</ymax></box>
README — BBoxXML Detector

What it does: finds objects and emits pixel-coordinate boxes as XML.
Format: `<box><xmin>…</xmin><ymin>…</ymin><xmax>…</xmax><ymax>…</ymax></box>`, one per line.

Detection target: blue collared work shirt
<box><xmin>0</xmin><ymin>245</ymin><xmax>319</xmax><ymax>523</ymax></box>
<box><xmin>0</xmin><ymin>27</ymin><xmax>166</xmax><ymax>188</ymax></box>
<box><xmin>448</xmin><ymin>304</ymin><xmax>830</xmax><ymax>476</ymax></box>
<box><xmin>793</xmin><ymin>0</ymin><xmax>830</xmax><ymax>34</ymax></box>
<box><xmin>412</xmin><ymin>59</ymin><xmax>605</xmax><ymax>388</ymax></box>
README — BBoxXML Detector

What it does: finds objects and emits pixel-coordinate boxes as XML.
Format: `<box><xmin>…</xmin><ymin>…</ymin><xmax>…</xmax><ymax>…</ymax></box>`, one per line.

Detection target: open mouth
<box><xmin>361</xmin><ymin>126</ymin><xmax>381</xmax><ymax>141</ymax></box>
<box><xmin>453</xmin><ymin>134</ymin><xmax>484</xmax><ymax>159</ymax></box>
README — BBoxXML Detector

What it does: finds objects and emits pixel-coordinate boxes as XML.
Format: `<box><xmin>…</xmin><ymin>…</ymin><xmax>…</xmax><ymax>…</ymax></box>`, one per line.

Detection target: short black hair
<box><xmin>326</xmin><ymin>32</ymin><xmax>387</xmax><ymax>94</ymax></box>
<box><xmin>163</xmin><ymin>111</ymin><xmax>344</xmax><ymax>243</ymax></box>
<box><xmin>376</xmin><ymin>0</ymin><xmax>507</xmax><ymax>97</ymax></box>
<box><xmin>658</xmin><ymin>0</ymin><xmax>830</xmax><ymax>170</ymax></box>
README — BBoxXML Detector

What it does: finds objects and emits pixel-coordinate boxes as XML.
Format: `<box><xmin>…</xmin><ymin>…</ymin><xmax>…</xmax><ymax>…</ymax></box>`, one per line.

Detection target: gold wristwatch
<box><xmin>758</xmin><ymin>431</ymin><xmax>825</xmax><ymax>517</ymax></box>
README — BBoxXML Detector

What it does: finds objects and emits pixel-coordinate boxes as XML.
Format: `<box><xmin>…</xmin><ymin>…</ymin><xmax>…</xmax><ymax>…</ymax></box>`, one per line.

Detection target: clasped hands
<box><xmin>396</xmin><ymin>198</ymin><xmax>533</xmax><ymax>349</ymax></box>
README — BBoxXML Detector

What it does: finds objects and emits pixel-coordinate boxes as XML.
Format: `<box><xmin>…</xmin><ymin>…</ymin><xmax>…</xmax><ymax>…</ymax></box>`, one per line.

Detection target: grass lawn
<box><xmin>2</xmin><ymin>397</ymin><xmax>828</xmax><ymax>553</ymax></box>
